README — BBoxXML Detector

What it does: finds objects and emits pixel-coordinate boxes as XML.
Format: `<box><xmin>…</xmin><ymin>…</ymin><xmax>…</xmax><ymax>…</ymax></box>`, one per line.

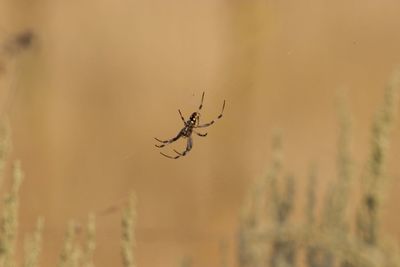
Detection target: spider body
<box><xmin>178</xmin><ymin>112</ymin><xmax>200</xmax><ymax>138</ymax></box>
<box><xmin>180</xmin><ymin>124</ymin><xmax>193</xmax><ymax>138</ymax></box>
<box><xmin>155</xmin><ymin>92</ymin><xmax>225</xmax><ymax>159</ymax></box>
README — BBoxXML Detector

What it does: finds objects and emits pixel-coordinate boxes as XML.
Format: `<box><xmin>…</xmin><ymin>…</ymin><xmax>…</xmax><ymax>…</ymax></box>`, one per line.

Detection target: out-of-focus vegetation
<box><xmin>239</xmin><ymin>75</ymin><xmax>400</xmax><ymax>267</ymax></box>
<box><xmin>0</xmin><ymin>123</ymin><xmax>137</xmax><ymax>267</ymax></box>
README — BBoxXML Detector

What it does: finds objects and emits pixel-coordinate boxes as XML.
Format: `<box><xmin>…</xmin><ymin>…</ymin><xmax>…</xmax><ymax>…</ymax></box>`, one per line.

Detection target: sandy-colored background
<box><xmin>1</xmin><ymin>1</ymin><xmax>400</xmax><ymax>266</ymax></box>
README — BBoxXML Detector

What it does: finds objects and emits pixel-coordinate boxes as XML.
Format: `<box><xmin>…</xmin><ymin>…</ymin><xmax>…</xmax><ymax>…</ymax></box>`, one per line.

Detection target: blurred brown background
<box><xmin>1</xmin><ymin>0</ymin><xmax>400</xmax><ymax>266</ymax></box>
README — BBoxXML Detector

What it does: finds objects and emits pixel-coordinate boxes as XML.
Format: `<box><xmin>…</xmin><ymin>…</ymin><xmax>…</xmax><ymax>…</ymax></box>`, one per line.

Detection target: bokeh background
<box><xmin>1</xmin><ymin>0</ymin><xmax>400</xmax><ymax>266</ymax></box>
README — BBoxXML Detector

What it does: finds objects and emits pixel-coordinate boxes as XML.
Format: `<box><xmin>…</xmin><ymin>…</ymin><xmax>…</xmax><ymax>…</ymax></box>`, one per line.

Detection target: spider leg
<box><xmin>194</xmin><ymin>130</ymin><xmax>207</xmax><ymax>137</ymax></box>
<box><xmin>198</xmin><ymin>92</ymin><xmax>205</xmax><ymax>111</ymax></box>
<box><xmin>154</xmin><ymin>131</ymin><xmax>183</xmax><ymax>148</ymax></box>
<box><xmin>178</xmin><ymin>109</ymin><xmax>186</xmax><ymax>124</ymax></box>
<box><xmin>196</xmin><ymin>99</ymin><xmax>225</xmax><ymax>128</ymax></box>
<box><xmin>160</xmin><ymin>151</ymin><xmax>181</xmax><ymax>159</ymax></box>
<box><xmin>173</xmin><ymin>136</ymin><xmax>193</xmax><ymax>157</ymax></box>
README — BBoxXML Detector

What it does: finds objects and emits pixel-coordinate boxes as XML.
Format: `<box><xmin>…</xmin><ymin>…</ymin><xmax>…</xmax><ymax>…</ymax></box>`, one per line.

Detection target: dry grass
<box><xmin>238</xmin><ymin>72</ymin><xmax>400</xmax><ymax>267</ymax></box>
<box><xmin>0</xmin><ymin>29</ymin><xmax>140</xmax><ymax>267</ymax></box>
<box><xmin>0</xmin><ymin>159</ymin><xmax>137</xmax><ymax>267</ymax></box>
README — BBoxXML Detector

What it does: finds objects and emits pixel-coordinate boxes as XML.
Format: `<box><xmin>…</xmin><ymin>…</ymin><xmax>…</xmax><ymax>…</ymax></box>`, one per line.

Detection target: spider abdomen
<box><xmin>181</xmin><ymin>126</ymin><xmax>194</xmax><ymax>138</ymax></box>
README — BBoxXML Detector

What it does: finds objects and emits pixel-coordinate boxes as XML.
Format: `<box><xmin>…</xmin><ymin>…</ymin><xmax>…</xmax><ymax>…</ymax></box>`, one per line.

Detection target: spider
<box><xmin>154</xmin><ymin>92</ymin><xmax>225</xmax><ymax>159</ymax></box>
